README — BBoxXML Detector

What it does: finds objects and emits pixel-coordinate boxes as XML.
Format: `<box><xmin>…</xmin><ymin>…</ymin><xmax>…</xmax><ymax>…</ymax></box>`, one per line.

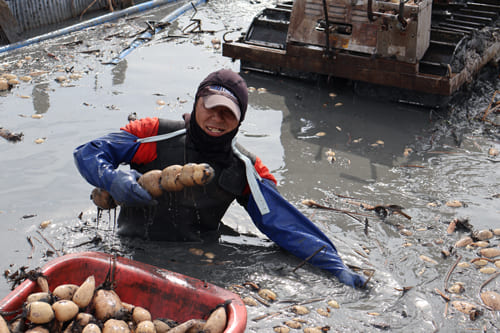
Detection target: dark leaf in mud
<box><xmin>128</xmin><ymin>112</ymin><xmax>138</xmax><ymax>122</ymax></box>
<box><xmin>22</xmin><ymin>214</ymin><xmax>37</xmax><ymax>219</ymax></box>
<box><xmin>373</xmin><ymin>206</ymin><xmax>388</xmax><ymax>218</ymax></box>
<box><xmin>79</xmin><ymin>49</ymin><xmax>100</xmax><ymax>54</ymax></box>
<box><xmin>365</xmin><ymin>205</ymin><xmax>411</xmax><ymax>220</ymax></box>
<box><xmin>0</xmin><ymin>128</ymin><xmax>23</xmax><ymax>142</ymax></box>
<box><xmin>70</xmin><ymin>235</ymin><xmax>103</xmax><ymax>249</ymax></box>
<box><xmin>6</xmin><ymin>266</ymin><xmax>42</xmax><ymax>290</ymax></box>
<box><xmin>371</xmin><ymin>323</ymin><xmax>390</xmax><ymax>330</ymax></box>
<box><xmin>63</xmin><ymin>40</ymin><xmax>84</xmax><ymax>47</ymax></box>
<box><xmin>447</xmin><ymin>217</ymin><xmax>473</xmax><ymax>233</ymax></box>
<box><xmin>455</xmin><ymin>218</ymin><xmax>473</xmax><ymax>231</ymax></box>
<box><xmin>469</xmin><ymin>311</ymin><xmax>481</xmax><ymax>321</ymax></box>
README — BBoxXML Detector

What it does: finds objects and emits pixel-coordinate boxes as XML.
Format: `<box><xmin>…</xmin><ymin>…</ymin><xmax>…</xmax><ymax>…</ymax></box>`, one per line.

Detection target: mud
<box><xmin>0</xmin><ymin>1</ymin><xmax>499</xmax><ymax>332</ymax></box>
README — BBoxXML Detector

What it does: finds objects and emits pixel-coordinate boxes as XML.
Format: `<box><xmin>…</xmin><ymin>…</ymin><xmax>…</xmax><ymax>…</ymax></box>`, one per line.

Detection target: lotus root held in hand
<box><xmin>138</xmin><ymin>170</ymin><xmax>163</xmax><ymax>197</ymax></box>
<box><xmin>91</xmin><ymin>188</ymin><xmax>117</xmax><ymax>210</ymax></box>
<box><xmin>160</xmin><ymin>165</ymin><xmax>184</xmax><ymax>192</ymax></box>
<box><xmin>178</xmin><ymin>163</ymin><xmax>215</xmax><ymax>187</ymax></box>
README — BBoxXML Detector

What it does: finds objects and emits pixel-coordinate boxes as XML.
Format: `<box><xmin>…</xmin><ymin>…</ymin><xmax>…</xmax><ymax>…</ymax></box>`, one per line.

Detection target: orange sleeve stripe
<box><xmin>121</xmin><ymin>117</ymin><xmax>159</xmax><ymax>164</ymax></box>
<box><xmin>243</xmin><ymin>157</ymin><xmax>277</xmax><ymax>195</ymax></box>
<box><xmin>254</xmin><ymin>157</ymin><xmax>277</xmax><ymax>184</ymax></box>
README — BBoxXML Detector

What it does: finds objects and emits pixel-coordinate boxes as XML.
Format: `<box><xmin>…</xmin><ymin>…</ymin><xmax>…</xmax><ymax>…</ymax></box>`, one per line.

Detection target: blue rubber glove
<box><xmin>337</xmin><ymin>270</ymin><xmax>368</xmax><ymax>288</ymax></box>
<box><xmin>109</xmin><ymin>169</ymin><xmax>155</xmax><ymax>207</ymax></box>
<box><xmin>74</xmin><ymin>131</ymin><xmax>156</xmax><ymax>206</ymax></box>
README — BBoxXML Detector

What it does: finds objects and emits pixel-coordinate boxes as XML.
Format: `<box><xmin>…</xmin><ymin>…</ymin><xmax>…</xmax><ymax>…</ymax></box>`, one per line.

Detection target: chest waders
<box><xmin>124</xmin><ymin>124</ymin><xmax>367</xmax><ymax>287</ymax></box>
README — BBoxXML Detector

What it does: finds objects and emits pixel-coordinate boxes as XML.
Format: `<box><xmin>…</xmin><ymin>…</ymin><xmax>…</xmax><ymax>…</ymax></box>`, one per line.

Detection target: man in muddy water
<box><xmin>74</xmin><ymin>69</ymin><xmax>367</xmax><ymax>288</ymax></box>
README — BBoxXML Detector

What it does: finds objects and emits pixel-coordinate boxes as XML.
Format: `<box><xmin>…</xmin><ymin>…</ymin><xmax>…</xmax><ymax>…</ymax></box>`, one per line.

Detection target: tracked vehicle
<box><xmin>223</xmin><ymin>0</ymin><xmax>500</xmax><ymax>105</ymax></box>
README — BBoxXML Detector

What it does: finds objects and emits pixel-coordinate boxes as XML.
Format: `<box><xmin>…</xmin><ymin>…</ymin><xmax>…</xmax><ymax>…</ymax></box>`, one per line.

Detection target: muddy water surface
<box><xmin>1</xmin><ymin>1</ymin><xmax>499</xmax><ymax>332</ymax></box>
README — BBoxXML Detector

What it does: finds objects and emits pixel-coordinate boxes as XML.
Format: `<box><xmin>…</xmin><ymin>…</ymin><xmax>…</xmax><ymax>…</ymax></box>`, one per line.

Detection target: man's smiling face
<box><xmin>195</xmin><ymin>98</ymin><xmax>239</xmax><ymax>137</ymax></box>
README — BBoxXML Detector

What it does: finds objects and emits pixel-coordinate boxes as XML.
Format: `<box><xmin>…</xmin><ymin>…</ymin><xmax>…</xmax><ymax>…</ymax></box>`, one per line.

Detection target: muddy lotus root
<box><xmin>90</xmin><ymin>163</ymin><xmax>215</xmax><ymax>208</ymax></box>
<box><xmin>138</xmin><ymin>170</ymin><xmax>163</xmax><ymax>197</ymax></box>
<box><xmin>160</xmin><ymin>165</ymin><xmax>184</xmax><ymax>192</ymax></box>
<box><xmin>139</xmin><ymin>163</ymin><xmax>215</xmax><ymax>194</ymax></box>
<box><xmin>178</xmin><ymin>163</ymin><xmax>215</xmax><ymax>187</ymax></box>
<box><xmin>91</xmin><ymin>188</ymin><xmax>117</xmax><ymax>210</ymax></box>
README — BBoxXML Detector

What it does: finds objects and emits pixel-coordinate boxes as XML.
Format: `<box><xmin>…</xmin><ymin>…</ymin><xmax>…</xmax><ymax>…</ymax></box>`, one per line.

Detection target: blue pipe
<box><xmin>108</xmin><ymin>0</ymin><xmax>207</xmax><ymax>64</ymax></box>
<box><xmin>0</xmin><ymin>0</ymin><xmax>186</xmax><ymax>54</ymax></box>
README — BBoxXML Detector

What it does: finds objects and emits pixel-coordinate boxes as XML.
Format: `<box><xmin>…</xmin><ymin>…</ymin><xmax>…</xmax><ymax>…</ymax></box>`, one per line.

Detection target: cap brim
<box><xmin>203</xmin><ymin>95</ymin><xmax>241</xmax><ymax>121</ymax></box>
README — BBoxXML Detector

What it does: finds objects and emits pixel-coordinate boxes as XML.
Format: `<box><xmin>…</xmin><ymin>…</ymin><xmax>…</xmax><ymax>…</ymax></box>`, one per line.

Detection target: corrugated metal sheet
<box><xmin>6</xmin><ymin>0</ymin><xmax>111</xmax><ymax>31</ymax></box>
